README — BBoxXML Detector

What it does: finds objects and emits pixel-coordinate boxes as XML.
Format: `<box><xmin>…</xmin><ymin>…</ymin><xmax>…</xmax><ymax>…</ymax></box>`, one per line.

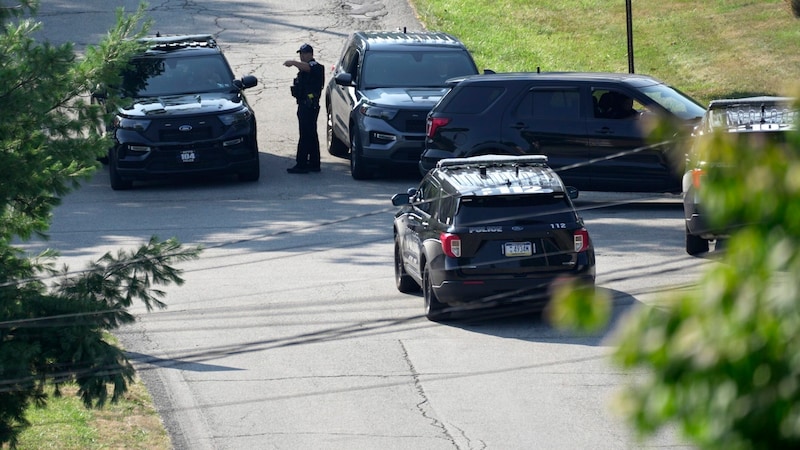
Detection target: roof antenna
<box><xmin>156</xmin><ymin>31</ymin><xmax>161</xmax><ymax>37</ymax></box>
<box><xmin>537</xmin><ymin>66</ymin><xmax>540</xmax><ymax>73</ymax></box>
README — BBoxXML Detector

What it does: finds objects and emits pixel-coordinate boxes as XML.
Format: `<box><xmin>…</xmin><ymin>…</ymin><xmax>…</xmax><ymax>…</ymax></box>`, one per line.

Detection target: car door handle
<box><xmin>511</xmin><ymin>123</ymin><xmax>529</xmax><ymax>130</ymax></box>
<box><xmin>595</xmin><ymin>127</ymin><xmax>614</xmax><ymax>134</ymax></box>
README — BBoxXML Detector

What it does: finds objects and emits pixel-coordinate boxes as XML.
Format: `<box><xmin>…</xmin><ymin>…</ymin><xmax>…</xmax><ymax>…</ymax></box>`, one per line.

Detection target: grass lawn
<box><xmin>15</xmin><ymin>380</ymin><xmax>170</xmax><ymax>450</ymax></box>
<box><xmin>409</xmin><ymin>0</ymin><xmax>800</xmax><ymax>105</ymax></box>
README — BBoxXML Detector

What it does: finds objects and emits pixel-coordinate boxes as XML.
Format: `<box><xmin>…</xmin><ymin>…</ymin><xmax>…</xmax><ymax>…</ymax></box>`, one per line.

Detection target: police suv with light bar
<box><xmin>101</xmin><ymin>34</ymin><xmax>260</xmax><ymax>190</ymax></box>
<box><xmin>392</xmin><ymin>154</ymin><xmax>595</xmax><ymax>320</ymax></box>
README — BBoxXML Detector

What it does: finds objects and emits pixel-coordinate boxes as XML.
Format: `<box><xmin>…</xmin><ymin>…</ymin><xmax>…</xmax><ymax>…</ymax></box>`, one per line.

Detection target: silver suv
<box><xmin>682</xmin><ymin>96</ymin><xmax>797</xmax><ymax>255</ymax></box>
<box><xmin>325</xmin><ymin>30</ymin><xmax>481</xmax><ymax>179</ymax></box>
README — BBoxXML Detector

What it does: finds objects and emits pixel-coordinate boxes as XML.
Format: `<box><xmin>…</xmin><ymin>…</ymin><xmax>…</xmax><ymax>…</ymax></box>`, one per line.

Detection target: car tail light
<box><xmin>691</xmin><ymin>168</ymin><xmax>705</xmax><ymax>189</ymax></box>
<box><xmin>441</xmin><ymin>232</ymin><xmax>461</xmax><ymax>258</ymax></box>
<box><xmin>574</xmin><ymin>228</ymin><xmax>591</xmax><ymax>253</ymax></box>
<box><xmin>426</xmin><ymin>117</ymin><xmax>450</xmax><ymax>138</ymax></box>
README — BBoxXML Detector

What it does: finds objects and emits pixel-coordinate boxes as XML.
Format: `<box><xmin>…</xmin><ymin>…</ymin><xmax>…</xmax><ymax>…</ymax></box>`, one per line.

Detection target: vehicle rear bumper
<box><xmin>432</xmin><ymin>265</ymin><xmax>596</xmax><ymax>307</ymax></box>
<box><xmin>686</xmin><ymin>214</ymin><xmax>731</xmax><ymax>240</ymax></box>
<box><xmin>684</xmin><ymin>196</ymin><xmax>731</xmax><ymax>240</ymax></box>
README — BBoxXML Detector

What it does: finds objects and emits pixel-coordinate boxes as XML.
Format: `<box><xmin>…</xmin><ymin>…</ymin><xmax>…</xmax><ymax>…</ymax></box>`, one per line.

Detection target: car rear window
<box><xmin>440</xmin><ymin>85</ymin><xmax>505</xmax><ymax>114</ymax></box>
<box><xmin>454</xmin><ymin>194</ymin><xmax>576</xmax><ymax>226</ymax></box>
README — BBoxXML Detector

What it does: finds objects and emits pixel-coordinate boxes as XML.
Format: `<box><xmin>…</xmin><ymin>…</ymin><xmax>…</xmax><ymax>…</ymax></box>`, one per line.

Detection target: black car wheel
<box><xmin>423</xmin><ymin>265</ymin><xmax>448</xmax><ymax>321</ymax></box>
<box><xmin>349</xmin><ymin>128</ymin><xmax>370</xmax><ymax>180</ymax></box>
<box><xmin>109</xmin><ymin>150</ymin><xmax>133</xmax><ymax>191</ymax></box>
<box><xmin>395</xmin><ymin>240</ymin><xmax>419</xmax><ymax>293</ymax></box>
<box><xmin>327</xmin><ymin>107</ymin><xmax>348</xmax><ymax>158</ymax></box>
<box><xmin>685</xmin><ymin>226</ymin><xmax>710</xmax><ymax>255</ymax></box>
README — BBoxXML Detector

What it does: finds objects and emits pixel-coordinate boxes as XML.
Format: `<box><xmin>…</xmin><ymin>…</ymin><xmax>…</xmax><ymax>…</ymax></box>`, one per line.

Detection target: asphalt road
<box><xmin>26</xmin><ymin>1</ymin><xmax>712</xmax><ymax>448</ymax></box>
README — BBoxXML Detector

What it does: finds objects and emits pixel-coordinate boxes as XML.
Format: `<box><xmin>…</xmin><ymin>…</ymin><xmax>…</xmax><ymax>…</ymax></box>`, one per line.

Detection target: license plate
<box><xmin>504</xmin><ymin>241</ymin><xmax>533</xmax><ymax>257</ymax></box>
<box><xmin>180</xmin><ymin>150</ymin><xmax>196</xmax><ymax>163</ymax></box>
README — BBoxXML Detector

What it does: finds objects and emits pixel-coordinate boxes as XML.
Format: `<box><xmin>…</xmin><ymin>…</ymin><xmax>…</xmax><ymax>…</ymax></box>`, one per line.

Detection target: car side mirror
<box><xmin>566</xmin><ymin>186</ymin><xmax>579</xmax><ymax>199</ymax></box>
<box><xmin>392</xmin><ymin>193</ymin><xmax>411</xmax><ymax>206</ymax></box>
<box><xmin>335</xmin><ymin>72</ymin><xmax>354</xmax><ymax>87</ymax></box>
<box><xmin>234</xmin><ymin>75</ymin><xmax>258</xmax><ymax>90</ymax></box>
<box><xmin>483</xmin><ymin>69</ymin><xmax>495</xmax><ymax>74</ymax></box>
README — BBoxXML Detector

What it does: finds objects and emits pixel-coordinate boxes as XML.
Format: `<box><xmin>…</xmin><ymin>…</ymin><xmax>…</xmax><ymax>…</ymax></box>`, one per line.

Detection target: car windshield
<box><xmin>121</xmin><ymin>55</ymin><xmax>234</xmax><ymax>97</ymax></box>
<box><xmin>455</xmin><ymin>194</ymin><xmax>576</xmax><ymax>227</ymax></box>
<box><xmin>639</xmin><ymin>83</ymin><xmax>705</xmax><ymax>121</ymax></box>
<box><xmin>361</xmin><ymin>50</ymin><xmax>477</xmax><ymax>89</ymax></box>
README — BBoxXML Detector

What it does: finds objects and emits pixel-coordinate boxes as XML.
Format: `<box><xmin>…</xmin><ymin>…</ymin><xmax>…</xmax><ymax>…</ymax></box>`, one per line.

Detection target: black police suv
<box><xmin>325</xmin><ymin>30</ymin><xmax>482</xmax><ymax>180</ymax></box>
<box><xmin>392</xmin><ymin>154</ymin><xmax>596</xmax><ymax>320</ymax></box>
<box><xmin>105</xmin><ymin>34</ymin><xmax>259</xmax><ymax>190</ymax></box>
<box><xmin>682</xmin><ymin>96</ymin><xmax>797</xmax><ymax>255</ymax></box>
<box><xmin>420</xmin><ymin>72</ymin><xmax>706</xmax><ymax>193</ymax></box>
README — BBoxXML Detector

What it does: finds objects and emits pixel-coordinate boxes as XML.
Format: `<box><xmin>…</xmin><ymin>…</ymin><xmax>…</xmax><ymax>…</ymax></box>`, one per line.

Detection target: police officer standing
<box><xmin>284</xmin><ymin>43</ymin><xmax>324</xmax><ymax>173</ymax></box>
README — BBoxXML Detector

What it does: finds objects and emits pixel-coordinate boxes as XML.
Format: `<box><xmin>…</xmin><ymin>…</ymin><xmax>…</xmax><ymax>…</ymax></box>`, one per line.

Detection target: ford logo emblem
<box><xmin>179</xmin><ymin>125</ymin><xmax>193</xmax><ymax>132</ymax></box>
<box><xmin>512</xmin><ymin>226</ymin><xmax>524</xmax><ymax>231</ymax></box>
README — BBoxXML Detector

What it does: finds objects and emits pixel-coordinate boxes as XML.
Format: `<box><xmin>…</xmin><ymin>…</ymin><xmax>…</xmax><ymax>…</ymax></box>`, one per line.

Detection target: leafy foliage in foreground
<box><xmin>552</xmin><ymin>95</ymin><xmax>800</xmax><ymax>448</ymax></box>
<box><xmin>0</xmin><ymin>2</ymin><xmax>202</xmax><ymax>447</ymax></box>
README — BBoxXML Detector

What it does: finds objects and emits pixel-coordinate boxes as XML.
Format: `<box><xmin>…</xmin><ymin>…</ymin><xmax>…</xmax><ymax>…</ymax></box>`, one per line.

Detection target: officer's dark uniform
<box><xmin>289</xmin><ymin>44</ymin><xmax>324</xmax><ymax>173</ymax></box>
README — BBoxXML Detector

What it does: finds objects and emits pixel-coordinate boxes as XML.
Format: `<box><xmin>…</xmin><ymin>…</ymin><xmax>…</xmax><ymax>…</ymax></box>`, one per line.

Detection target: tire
<box><xmin>686</xmin><ymin>227</ymin><xmax>709</xmax><ymax>255</ymax></box>
<box><xmin>349</xmin><ymin>128</ymin><xmax>370</xmax><ymax>180</ymax></box>
<box><xmin>395</xmin><ymin>240</ymin><xmax>419</xmax><ymax>293</ymax></box>
<box><xmin>109</xmin><ymin>151</ymin><xmax>133</xmax><ymax>190</ymax></box>
<box><xmin>423</xmin><ymin>265</ymin><xmax>448</xmax><ymax>321</ymax></box>
<box><xmin>327</xmin><ymin>108</ymin><xmax>348</xmax><ymax>158</ymax></box>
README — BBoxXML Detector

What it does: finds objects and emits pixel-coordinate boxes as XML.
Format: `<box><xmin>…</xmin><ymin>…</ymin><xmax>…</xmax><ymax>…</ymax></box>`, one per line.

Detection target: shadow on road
<box><xmin>425</xmin><ymin>287</ymin><xmax>641</xmax><ymax>348</ymax></box>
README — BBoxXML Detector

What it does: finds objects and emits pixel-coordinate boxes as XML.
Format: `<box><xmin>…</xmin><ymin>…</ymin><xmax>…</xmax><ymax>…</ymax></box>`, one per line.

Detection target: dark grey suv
<box><xmin>392</xmin><ymin>154</ymin><xmax>595</xmax><ymax>320</ymax></box>
<box><xmin>325</xmin><ymin>30</ymin><xmax>481</xmax><ymax>179</ymax></box>
<box><xmin>420</xmin><ymin>72</ymin><xmax>706</xmax><ymax>192</ymax></box>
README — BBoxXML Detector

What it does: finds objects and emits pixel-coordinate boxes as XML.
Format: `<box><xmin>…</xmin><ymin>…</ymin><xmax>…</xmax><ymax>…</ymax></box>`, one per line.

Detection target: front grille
<box><xmin>159</xmin><ymin>126</ymin><xmax>214</xmax><ymax>142</ymax></box>
<box><xmin>405</xmin><ymin>119</ymin><xmax>426</xmax><ymax>133</ymax></box>
<box><xmin>387</xmin><ymin>110</ymin><xmax>429</xmax><ymax>134</ymax></box>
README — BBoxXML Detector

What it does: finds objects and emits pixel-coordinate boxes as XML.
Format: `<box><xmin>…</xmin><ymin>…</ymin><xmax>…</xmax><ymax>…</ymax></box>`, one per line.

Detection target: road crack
<box><xmin>399</xmin><ymin>339</ymin><xmax>462</xmax><ymax>448</ymax></box>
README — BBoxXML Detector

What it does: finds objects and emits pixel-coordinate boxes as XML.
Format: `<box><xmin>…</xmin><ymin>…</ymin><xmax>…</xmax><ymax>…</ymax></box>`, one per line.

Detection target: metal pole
<box><xmin>626</xmin><ymin>0</ymin><xmax>634</xmax><ymax>73</ymax></box>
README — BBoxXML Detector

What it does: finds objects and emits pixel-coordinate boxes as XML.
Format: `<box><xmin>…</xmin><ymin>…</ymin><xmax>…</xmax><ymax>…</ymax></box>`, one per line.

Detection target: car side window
<box><xmin>340</xmin><ymin>46</ymin><xmax>360</xmax><ymax>85</ymax></box>
<box><xmin>416</xmin><ymin>180</ymin><xmax>442</xmax><ymax>218</ymax></box>
<box><xmin>439</xmin><ymin>191</ymin><xmax>457</xmax><ymax>225</ymax></box>
<box><xmin>515</xmin><ymin>88</ymin><xmax>580</xmax><ymax>120</ymax></box>
<box><xmin>441</xmin><ymin>85</ymin><xmax>505</xmax><ymax>114</ymax></box>
<box><xmin>592</xmin><ymin>88</ymin><xmax>645</xmax><ymax>119</ymax></box>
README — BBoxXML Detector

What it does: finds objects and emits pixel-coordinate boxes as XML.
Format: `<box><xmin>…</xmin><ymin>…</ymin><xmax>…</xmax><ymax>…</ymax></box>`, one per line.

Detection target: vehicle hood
<box><xmin>117</xmin><ymin>92</ymin><xmax>244</xmax><ymax>117</ymax></box>
<box><xmin>361</xmin><ymin>87</ymin><xmax>449</xmax><ymax>108</ymax></box>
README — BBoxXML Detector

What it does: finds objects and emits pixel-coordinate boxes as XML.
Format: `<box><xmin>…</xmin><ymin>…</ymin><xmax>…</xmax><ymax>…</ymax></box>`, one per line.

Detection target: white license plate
<box><xmin>180</xmin><ymin>150</ymin><xmax>196</xmax><ymax>163</ymax></box>
<box><xmin>504</xmin><ymin>242</ymin><xmax>533</xmax><ymax>257</ymax></box>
